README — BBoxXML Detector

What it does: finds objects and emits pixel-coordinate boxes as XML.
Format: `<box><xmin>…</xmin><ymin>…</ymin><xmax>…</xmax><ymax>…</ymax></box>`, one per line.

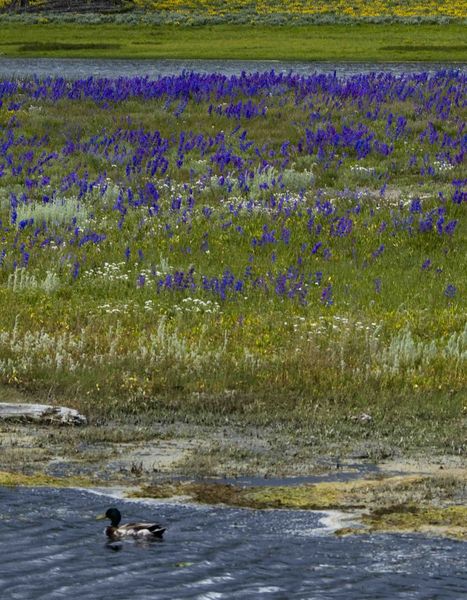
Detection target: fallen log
<box><xmin>0</xmin><ymin>402</ymin><xmax>87</xmax><ymax>426</ymax></box>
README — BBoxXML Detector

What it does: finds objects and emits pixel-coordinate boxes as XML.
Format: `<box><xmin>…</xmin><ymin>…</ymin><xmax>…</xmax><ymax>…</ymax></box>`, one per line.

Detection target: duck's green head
<box><xmin>96</xmin><ymin>507</ymin><xmax>121</xmax><ymax>527</ymax></box>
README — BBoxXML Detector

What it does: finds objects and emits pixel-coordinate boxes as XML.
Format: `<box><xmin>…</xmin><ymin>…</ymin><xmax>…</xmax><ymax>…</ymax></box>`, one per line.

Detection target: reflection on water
<box><xmin>0</xmin><ymin>58</ymin><xmax>465</xmax><ymax>80</ymax></box>
<box><xmin>0</xmin><ymin>486</ymin><xmax>465</xmax><ymax>599</ymax></box>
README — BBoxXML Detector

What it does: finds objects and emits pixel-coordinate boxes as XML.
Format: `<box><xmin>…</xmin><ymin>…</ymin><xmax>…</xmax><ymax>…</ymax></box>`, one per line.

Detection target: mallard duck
<box><xmin>96</xmin><ymin>507</ymin><xmax>166</xmax><ymax>540</ymax></box>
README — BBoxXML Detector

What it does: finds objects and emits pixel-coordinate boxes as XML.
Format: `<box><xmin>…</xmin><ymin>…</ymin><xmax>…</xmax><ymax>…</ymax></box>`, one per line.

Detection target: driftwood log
<box><xmin>2</xmin><ymin>1</ymin><xmax>126</xmax><ymax>14</ymax></box>
<box><xmin>0</xmin><ymin>403</ymin><xmax>87</xmax><ymax>425</ymax></box>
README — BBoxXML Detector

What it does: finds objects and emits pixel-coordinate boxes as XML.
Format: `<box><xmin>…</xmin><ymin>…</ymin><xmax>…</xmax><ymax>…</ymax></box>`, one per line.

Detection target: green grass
<box><xmin>0</xmin><ymin>23</ymin><xmax>466</xmax><ymax>60</ymax></box>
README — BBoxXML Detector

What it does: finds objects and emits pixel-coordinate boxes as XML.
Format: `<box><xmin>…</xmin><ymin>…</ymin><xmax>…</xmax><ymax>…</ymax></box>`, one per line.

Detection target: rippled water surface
<box><xmin>0</xmin><ymin>486</ymin><xmax>465</xmax><ymax>599</ymax></box>
<box><xmin>0</xmin><ymin>58</ymin><xmax>465</xmax><ymax>79</ymax></box>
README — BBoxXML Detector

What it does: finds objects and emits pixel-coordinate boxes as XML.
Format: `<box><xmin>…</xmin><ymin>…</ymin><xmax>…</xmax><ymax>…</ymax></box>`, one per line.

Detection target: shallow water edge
<box><xmin>1</xmin><ymin>466</ymin><xmax>466</xmax><ymax>540</ymax></box>
<box><xmin>1</xmin><ymin>485</ymin><xmax>466</xmax><ymax>600</ymax></box>
<box><xmin>0</xmin><ymin>57</ymin><xmax>465</xmax><ymax>81</ymax></box>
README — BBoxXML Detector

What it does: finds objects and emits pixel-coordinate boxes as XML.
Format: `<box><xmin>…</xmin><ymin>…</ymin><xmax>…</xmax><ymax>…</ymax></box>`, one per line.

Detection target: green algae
<box><xmin>131</xmin><ymin>482</ymin><xmax>254</xmax><ymax>507</ymax></box>
<box><xmin>362</xmin><ymin>504</ymin><xmax>467</xmax><ymax>540</ymax></box>
<box><xmin>133</xmin><ymin>475</ymin><xmax>440</xmax><ymax>508</ymax></box>
<box><xmin>132</xmin><ymin>474</ymin><xmax>467</xmax><ymax>539</ymax></box>
<box><xmin>242</xmin><ymin>483</ymin><xmax>347</xmax><ymax>509</ymax></box>
<box><xmin>0</xmin><ymin>469</ymin><xmax>94</xmax><ymax>488</ymax></box>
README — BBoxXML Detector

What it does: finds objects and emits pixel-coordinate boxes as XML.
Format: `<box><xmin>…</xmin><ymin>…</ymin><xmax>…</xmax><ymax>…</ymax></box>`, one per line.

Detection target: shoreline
<box><xmin>1</xmin><ymin>388</ymin><xmax>465</xmax><ymax>484</ymax></box>
<box><xmin>0</xmin><ymin>423</ymin><xmax>467</xmax><ymax>541</ymax></box>
<box><xmin>1</xmin><ymin>405</ymin><xmax>466</xmax><ymax>540</ymax></box>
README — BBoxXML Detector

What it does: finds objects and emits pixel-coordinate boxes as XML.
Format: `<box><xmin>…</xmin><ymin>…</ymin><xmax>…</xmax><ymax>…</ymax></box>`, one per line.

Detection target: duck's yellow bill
<box><xmin>96</xmin><ymin>514</ymin><xmax>107</xmax><ymax>520</ymax></box>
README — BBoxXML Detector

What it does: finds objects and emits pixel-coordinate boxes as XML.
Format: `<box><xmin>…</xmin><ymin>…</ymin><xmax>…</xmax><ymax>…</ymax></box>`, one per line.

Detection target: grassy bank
<box><xmin>0</xmin><ymin>23</ymin><xmax>466</xmax><ymax>60</ymax></box>
<box><xmin>0</xmin><ymin>70</ymin><xmax>465</xmax><ymax>454</ymax></box>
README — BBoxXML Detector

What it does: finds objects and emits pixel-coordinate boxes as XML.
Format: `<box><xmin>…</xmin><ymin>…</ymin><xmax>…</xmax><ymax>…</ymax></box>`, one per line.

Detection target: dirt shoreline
<box><xmin>2</xmin><ymin>415</ymin><xmax>464</xmax><ymax>479</ymax></box>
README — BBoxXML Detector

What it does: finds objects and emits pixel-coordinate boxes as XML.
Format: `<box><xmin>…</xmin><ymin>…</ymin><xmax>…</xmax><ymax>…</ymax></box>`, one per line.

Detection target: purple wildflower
<box><xmin>444</xmin><ymin>284</ymin><xmax>457</xmax><ymax>299</ymax></box>
<box><xmin>410</xmin><ymin>198</ymin><xmax>422</xmax><ymax>213</ymax></box>
<box><xmin>421</xmin><ymin>259</ymin><xmax>432</xmax><ymax>270</ymax></box>
<box><xmin>372</xmin><ymin>244</ymin><xmax>385</xmax><ymax>259</ymax></box>
<box><xmin>321</xmin><ymin>284</ymin><xmax>333</xmax><ymax>307</ymax></box>
<box><xmin>72</xmin><ymin>262</ymin><xmax>80</xmax><ymax>280</ymax></box>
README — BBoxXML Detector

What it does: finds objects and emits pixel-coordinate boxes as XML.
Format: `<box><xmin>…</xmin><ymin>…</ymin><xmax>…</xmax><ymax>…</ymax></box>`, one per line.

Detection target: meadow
<box><xmin>1</xmin><ymin>1</ymin><xmax>465</xmax><ymax>62</ymax></box>
<box><xmin>0</xmin><ymin>22</ymin><xmax>466</xmax><ymax>62</ymax></box>
<box><xmin>0</xmin><ymin>70</ymin><xmax>465</xmax><ymax>452</ymax></box>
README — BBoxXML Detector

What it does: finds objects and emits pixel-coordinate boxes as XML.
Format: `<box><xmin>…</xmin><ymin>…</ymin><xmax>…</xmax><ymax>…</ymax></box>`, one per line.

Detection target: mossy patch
<box><xmin>131</xmin><ymin>481</ymin><xmax>348</xmax><ymax>509</ymax></box>
<box><xmin>362</xmin><ymin>504</ymin><xmax>467</xmax><ymax>540</ymax></box>
<box><xmin>242</xmin><ymin>483</ymin><xmax>348</xmax><ymax>509</ymax></box>
<box><xmin>0</xmin><ymin>470</ymin><xmax>94</xmax><ymax>488</ymax></box>
<box><xmin>132</xmin><ymin>474</ymin><xmax>467</xmax><ymax>539</ymax></box>
<box><xmin>133</xmin><ymin>475</ymin><xmax>453</xmax><ymax>510</ymax></box>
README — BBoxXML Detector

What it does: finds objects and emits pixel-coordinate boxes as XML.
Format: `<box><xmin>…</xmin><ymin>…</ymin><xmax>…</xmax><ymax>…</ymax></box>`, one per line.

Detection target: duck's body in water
<box><xmin>97</xmin><ymin>507</ymin><xmax>166</xmax><ymax>540</ymax></box>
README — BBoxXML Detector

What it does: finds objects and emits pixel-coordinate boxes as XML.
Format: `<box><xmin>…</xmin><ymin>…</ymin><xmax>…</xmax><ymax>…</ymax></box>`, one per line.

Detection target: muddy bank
<box><xmin>3</xmin><ymin>416</ymin><xmax>465</xmax><ymax>482</ymax></box>
<box><xmin>0</xmin><ymin>418</ymin><xmax>360</xmax><ymax>482</ymax></box>
<box><xmin>1</xmin><ymin>389</ymin><xmax>465</xmax><ymax>540</ymax></box>
<box><xmin>1</xmin><ymin>413</ymin><xmax>466</xmax><ymax>540</ymax></box>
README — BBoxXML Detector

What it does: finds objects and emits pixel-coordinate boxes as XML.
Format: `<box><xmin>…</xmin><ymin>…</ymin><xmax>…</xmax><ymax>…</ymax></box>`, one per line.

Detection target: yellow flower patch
<box><xmin>132</xmin><ymin>0</ymin><xmax>466</xmax><ymax>19</ymax></box>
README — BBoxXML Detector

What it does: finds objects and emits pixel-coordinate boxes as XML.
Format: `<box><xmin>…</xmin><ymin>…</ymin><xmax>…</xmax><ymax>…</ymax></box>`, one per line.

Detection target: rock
<box><xmin>0</xmin><ymin>403</ymin><xmax>87</xmax><ymax>426</ymax></box>
<box><xmin>350</xmin><ymin>412</ymin><xmax>373</xmax><ymax>423</ymax></box>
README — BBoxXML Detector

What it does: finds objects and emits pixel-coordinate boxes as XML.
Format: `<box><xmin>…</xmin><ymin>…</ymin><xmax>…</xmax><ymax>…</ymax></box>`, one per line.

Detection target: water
<box><xmin>0</xmin><ymin>486</ymin><xmax>465</xmax><ymax>599</ymax></box>
<box><xmin>0</xmin><ymin>58</ymin><xmax>465</xmax><ymax>80</ymax></box>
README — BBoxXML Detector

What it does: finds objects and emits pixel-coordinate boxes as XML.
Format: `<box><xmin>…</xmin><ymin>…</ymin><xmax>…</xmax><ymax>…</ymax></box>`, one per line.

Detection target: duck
<box><xmin>96</xmin><ymin>507</ymin><xmax>166</xmax><ymax>540</ymax></box>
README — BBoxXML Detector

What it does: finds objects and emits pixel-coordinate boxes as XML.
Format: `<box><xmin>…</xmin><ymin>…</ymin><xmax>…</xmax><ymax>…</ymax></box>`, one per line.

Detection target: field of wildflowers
<box><xmin>0</xmin><ymin>0</ymin><xmax>466</xmax><ymax>24</ymax></box>
<box><xmin>0</xmin><ymin>70</ymin><xmax>465</xmax><ymax>438</ymax></box>
<box><xmin>134</xmin><ymin>0</ymin><xmax>467</xmax><ymax>20</ymax></box>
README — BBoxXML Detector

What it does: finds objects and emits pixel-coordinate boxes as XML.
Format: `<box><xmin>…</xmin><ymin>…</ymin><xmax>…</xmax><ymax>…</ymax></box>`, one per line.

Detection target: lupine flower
<box><xmin>421</xmin><ymin>259</ymin><xmax>432</xmax><ymax>270</ymax></box>
<box><xmin>444</xmin><ymin>284</ymin><xmax>457</xmax><ymax>299</ymax></box>
<box><xmin>372</xmin><ymin>244</ymin><xmax>385</xmax><ymax>259</ymax></box>
<box><xmin>321</xmin><ymin>284</ymin><xmax>333</xmax><ymax>307</ymax></box>
<box><xmin>410</xmin><ymin>198</ymin><xmax>422</xmax><ymax>213</ymax></box>
<box><xmin>330</xmin><ymin>216</ymin><xmax>353</xmax><ymax>237</ymax></box>
<box><xmin>444</xmin><ymin>220</ymin><xmax>458</xmax><ymax>236</ymax></box>
<box><xmin>72</xmin><ymin>262</ymin><xmax>80</xmax><ymax>280</ymax></box>
<box><xmin>0</xmin><ymin>70</ymin><xmax>464</xmax><ymax>319</ymax></box>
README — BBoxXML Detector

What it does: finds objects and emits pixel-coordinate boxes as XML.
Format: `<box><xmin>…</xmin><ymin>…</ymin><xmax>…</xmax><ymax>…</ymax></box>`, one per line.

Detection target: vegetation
<box><xmin>0</xmin><ymin>22</ymin><xmax>466</xmax><ymax>61</ymax></box>
<box><xmin>1</xmin><ymin>1</ymin><xmax>465</xmax><ymax>62</ymax></box>
<box><xmin>0</xmin><ymin>71</ymin><xmax>465</xmax><ymax>456</ymax></box>
<box><xmin>132</xmin><ymin>474</ymin><xmax>467</xmax><ymax>539</ymax></box>
<box><xmin>0</xmin><ymin>0</ymin><xmax>466</xmax><ymax>24</ymax></box>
